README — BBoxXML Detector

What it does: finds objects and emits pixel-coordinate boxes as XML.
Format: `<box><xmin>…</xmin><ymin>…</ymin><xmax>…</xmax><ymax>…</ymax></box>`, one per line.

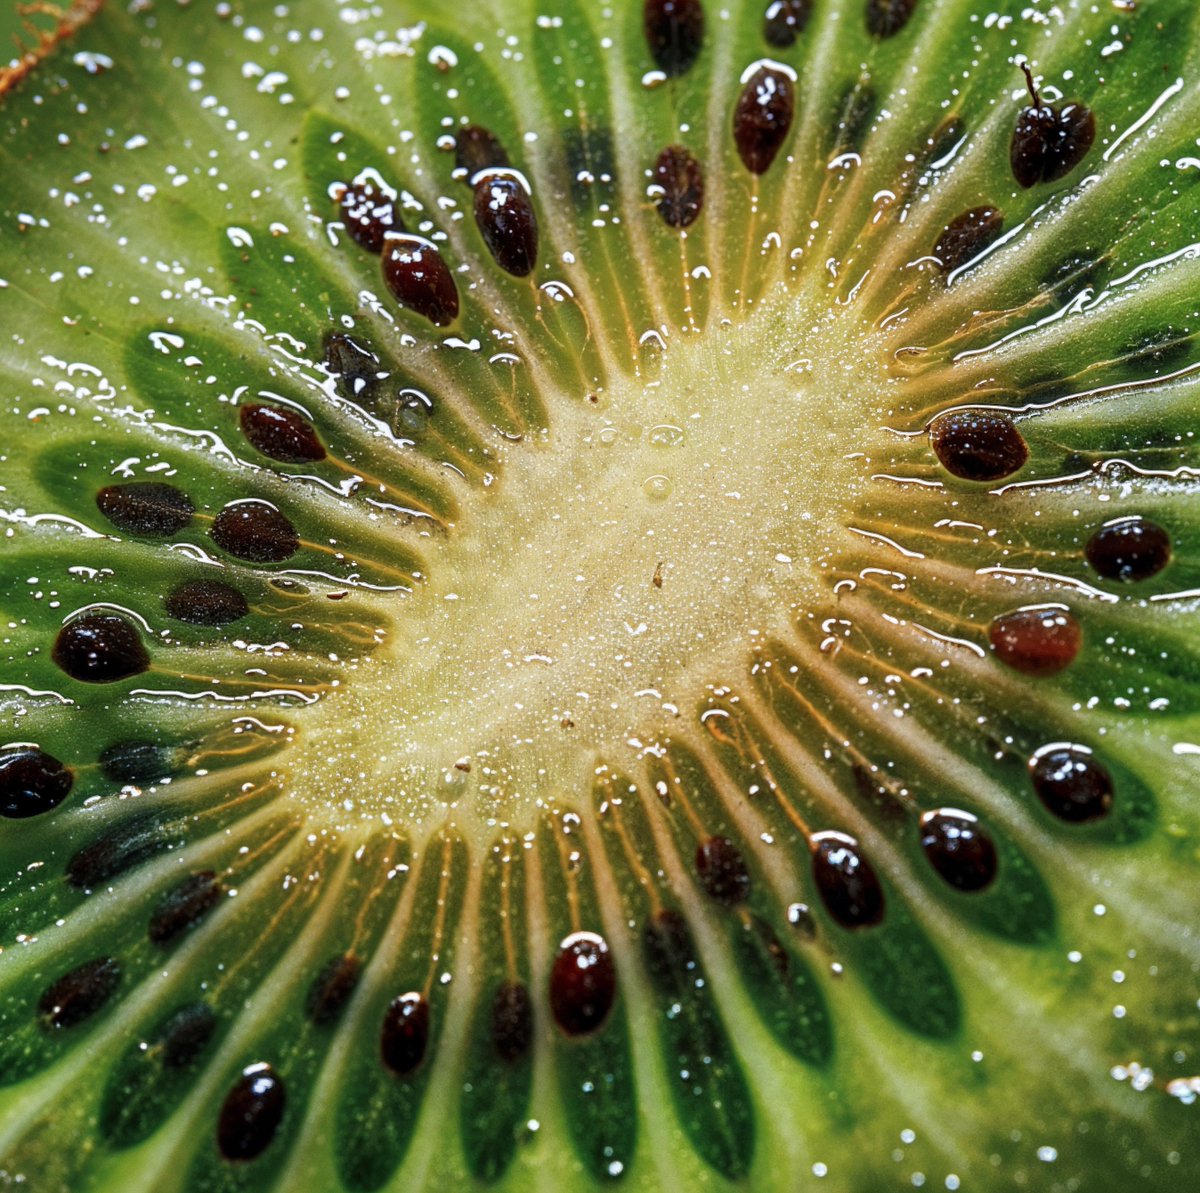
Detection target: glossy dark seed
<box><xmin>161</xmin><ymin>1002</ymin><xmax>218</xmax><ymax>1068</ymax></box>
<box><xmin>491</xmin><ymin>981</ymin><xmax>534</xmax><ymax>1063</ymax></box>
<box><xmin>52</xmin><ymin>612</ymin><xmax>150</xmax><ymax>684</ymax></box>
<box><xmin>929</xmin><ymin>410</ymin><xmax>1028</xmax><ymax>482</ymax></box>
<box><xmin>695</xmin><ymin>835</ymin><xmax>751</xmax><ymax>905</ymax></box>
<box><xmin>1085</xmin><ymin>518</ymin><xmax>1171</xmax><ymax>582</ymax></box>
<box><xmin>0</xmin><ymin>746</ymin><xmax>73</xmax><ymax>819</ymax></box>
<box><xmin>473</xmin><ymin>171</ymin><xmax>539</xmax><ymax>277</ymax></box>
<box><xmin>866</xmin><ymin>0</ymin><xmax>918</xmax><ymax>37</ymax></box>
<box><xmin>733</xmin><ymin>65</ymin><xmax>795</xmax><ymax>175</ymax></box>
<box><xmin>1029</xmin><ymin>746</ymin><xmax>1113</xmax><ymax>823</ymax></box>
<box><xmin>644</xmin><ymin>0</ymin><xmax>705</xmax><ymax>76</ymax></box>
<box><xmin>380</xmin><ymin>992</ymin><xmax>430</xmax><ymax>1075</ymax></box>
<box><xmin>549</xmin><ymin>931</ymin><xmax>616</xmax><ymax>1036</ymax></box>
<box><xmin>66</xmin><ymin>815</ymin><xmax>165</xmax><ymax>888</ymax></box>
<box><xmin>210</xmin><ymin>500</ymin><xmax>299</xmax><ymax>564</ymax></box>
<box><xmin>455</xmin><ymin>124</ymin><xmax>510</xmax><ymax>182</ymax></box>
<box><xmin>641</xmin><ymin>908</ymin><xmax>695</xmax><ymax>990</ymax></box>
<box><xmin>933</xmin><ymin>205</ymin><xmax>1004</xmax><ymax>273</ymax></box>
<box><xmin>654</xmin><ymin>144</ymin><xmax>704</xmax><ymax>228</ymax></box>
<box><xmin>333</xmin><ymin>172</ymin><xmax>403</xmax><ymax>254</ymax></box>
<box><xmin>99</xmin><ymin>739</ymin><xmax>178</xmax><ymax>784</ymax></box>
<box><xmin>164</xmin><ymin>579</ymin><xmax>249</xmax><ymax>628</ymax></box>
<box><xmin>323</xmin><ymin>332</ymin><xmax>381</xmax><ymax>399</ymax></box>
<box><xmin>811</xmin><ymin>832</ymin><xmax>885</xmax><ymax>928</ymax></box>
<box><xmin>1011</xmin><ymin>69</ymin><xmax>1095</xmax><ymax>189</ymax></box>
<box><xmin>148</xmin><ymin>871</ymin><xmax>223</xmax><ymax>945</ymax></box>
<box><xmin>381</xmin><ymin>235</ymin><xmax>459</xmax><ymax>327</ymax></box>
<box><xmin>989</xmin><ymin>607</ymin><xmax>1081</xmax><ymax>677</ymax></box>
<box><xmin>96</xmin><ymin>481</ymin><xmax>194</xmax><ymax>537</ymax></box>
<box><xmin>306</xmin><ymin>954</ymin><xmax>362</xmax><ymax>1026</ymax></box>
<box><xmin>38</xmin><ymin>957</ymin><xmax>120</xmax><ymax>1030</ymax></box>
<box><xmin>919</xmin><ymin>810</ymin><xmax>998</xmax><ymax>892</ymax></box>
<box><xmin>239</xmin><ymin>404</ymin><xmax>326</xmax><ymax>463</ymax></box>
<box><xmin>217</xmin><ymin>1064</ymin><xmax>285</xmax><ymax>1161</ymax></box>
<box><xmin>763</xmin><ymin>0</ymin><xmax>812</xmax><ymax>47</ymax></box>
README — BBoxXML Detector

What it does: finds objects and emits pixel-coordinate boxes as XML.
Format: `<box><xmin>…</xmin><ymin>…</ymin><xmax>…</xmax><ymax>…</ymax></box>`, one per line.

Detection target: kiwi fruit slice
<box><xmin>1</xmin><ymin>1</ymin><xmax>1198</xmax><ymax>1189</ymax></box>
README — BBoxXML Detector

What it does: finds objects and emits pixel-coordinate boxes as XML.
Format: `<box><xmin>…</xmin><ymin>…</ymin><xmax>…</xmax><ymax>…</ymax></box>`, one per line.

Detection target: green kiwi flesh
<box><xmin>1</xmin><ymin>1</ymin><xmax>1199</xmax><ymax>1190</ymax></box>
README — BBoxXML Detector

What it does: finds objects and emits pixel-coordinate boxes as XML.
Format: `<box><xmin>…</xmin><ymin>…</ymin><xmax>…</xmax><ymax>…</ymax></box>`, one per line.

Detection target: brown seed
<box><xmin>306</xmin><ymin>954</ymin><xmax>362</xmax><ymax>1025</ymax></box>
<box><xmin>381</xmin><ymin>234</ymin><xmax>459</xmax><ymax>326</ymax></box>
<box><xmin>148</xmin><ymin>871</ymin><xmax>223</xmax><ymax>945</ymax></box>
<box><xmin>333</xmin><ymin>171</ymin><xmax>403</xmax><ymax>253</ymax></box>
<box><xmin>491</xmin><ymin>981</ymin><xmax>534</xmax><ymax>1063</ymax></box>
<box><xmin>217</xmin><ymin>1063</ymin><xmax>285</xmax><ymax>1161</ymax></box>
<box><xmin>929</xmin><ymin>409</ymin><xmax>1028</xmax><ymax>482</ymax></box>
<box><xmin>653</xmin><ymin>144</ymin><xmax>704</xmax><ymax>228</ymax></box>
<box><xmin>52</xmin><ymin>612</ymin><xmax>150</xmax><ymax>684</ymax></box>
<box><xmin>644</xmin><ymin>0</ymin><xmax>705</xmax><ymax>77</ymax></box>
<box><xmin>0</xmin><ymin>746</ymin><xmax>73</xmax><ymax>819</ymax></box>
<box><xmin>933</xmin><ymin>205</ymin><xmax>1004</xmax><ymax>273</ymax></box>
<box><xmin>811</xmin><ymin>832</ymin><xmax>885</xmax><ymax>928</ymax></box>
<box><xmin>455</xmin><ymin>124</ymin><xmax>510</xmax><ymax>182</ymax></box>
<box><xmin>733</xmin><ymin>65</ymin><xmax>795</xmax><ymax>175</ymax></box>
<box><xmin>239</xmin><ymin>404</ymin><xmax>325</xmax><ymax>463</ymax></box>
<box><xmin>96</xmin><ymin>482</ymin><xmax>194</xmax><ymax>536</ymax></box>
<box><xmin>38</xmin><ymin>957</ymin><xmax>121</xmax><ymax>1030</ymax></box>
<box><xmin>210</xmin><ymin>500</ymin><xmax>299</xmax><ymax>563</ymax></box>
<box><xmin>865</xmin><ymin>0</ymin><xmax>918</xmax><ymax>38</ymax></box>
<box><xmin>695</xmin><ymin>835</ymin><xmax>751</xmax><ymax>905</ymax></box>
<box><xmin>1011</xmin><ymin>68</ymin><xmax>1095</xmax><ymax>188</ymax></box>
<box><xmin>989</xmin><ymin>607</ymin><xmax>1082</xmax><ymax>677</ymax></box>
<box><xmin>1029</xmin><ymin>746</ymin><xmax>1113</xmax><ymax>823</ymax></box>
<box><xmin>164</xmin><ymin>579</ymin><xmax>249</xmax><ymax>627</ymax></box>
<box><xmin>473</xmin><ymin>170</ymin><xmax>539</xmax><ymax>277</ymax></box>
<box><xmin>380</xmin><ymin>992</ymin><xmax>430</xmax><ymax>1075</ymax></box>
<box><xmin>763</xmin><ymin>0</ymin><xmax>812</xmax><ymax>48</ymax></box>
<box><xmin>549</xmin><ymin>931</ymin><xmax>616</xmax><ymax>1036</ymax></box>
<box><xmin>66</xmin><ymin>814</ymin><xmax>166</xmax><ymax>889</ymax></box>
<box><xmin>918</xmin><ymin>810</ymin><xmax>998</xmax><ymax>892</ymax></box>
<box><xmin>1085</xmin><ymin>518</ymin><xmax>1171</xmax><ymax>582</ymax></box>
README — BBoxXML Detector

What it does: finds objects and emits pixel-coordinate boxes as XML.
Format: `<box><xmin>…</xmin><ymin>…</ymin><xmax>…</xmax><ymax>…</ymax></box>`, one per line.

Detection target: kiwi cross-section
<box><xmin>1</xmin><ymin>1</ymin><xmax>1198</xmax><ymax>1190</ymax></box>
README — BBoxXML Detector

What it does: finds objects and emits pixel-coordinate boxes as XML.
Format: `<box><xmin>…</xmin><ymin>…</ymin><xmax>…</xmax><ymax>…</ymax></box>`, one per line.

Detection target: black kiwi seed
<box><xmin>644</xmin><ymin>0</ymin><xmax>705</xmax><ymax>77</ymax></box>
<box><xmin>653</xmin><ymin>144</ymin><xmax>704</xmax><ymax>229</ymax></box>
<box><xmin>0</xmin><ymin>746</ymin><xmax>73</xmax><ymax>819</ymax></box>
<box><xmin>695</xmin><ymin>835</ymin><xmax>752</xmax><ymax>905</ymax></box>
<box><xmin>306</xmin><ymin>953</ymin><xmax>362</xmax><ymax>1026</ymax></box>
<box><xmin>323</xmin><ymin>331</ymin><xmax>382</xmax><ymax>399</ymax></box>
<box><xmin>472</xmin><ymin>170</ymin><xmax>539</xmax><ymax>278</ymax></box>
<box><xmin>549</xmin><ymin>931</ymin><xmax>616</xmax><ymax>1036</ymax></box>
<box><xmin>99</xmin><ymin>739</ymin><xmax>179</xmax><ymax>785</ymax></box>
<box><xmin>1010</xmin><ymin>66</ymin><xmax>1095</xmax><ymax>189</ymax></box>
<box><xmin>210</xmin><ymin>500</ymin><xmax>300</xmax><ymax>563</ymax></box>
<box><xmin>217</xmin><ymin>1063</ymin><xmax>286</xmax><ymax>1161</ymax></box>
<box><xmin>161</xmin><ymin>1001</ymin><xmax>218</xmax><ymax>1068</ymax></box>
<box><xmin>928</xmin><ymin>409</ymin><xmax>1028</xmax><ymax>482</ymax></box>
<box><xmin>95</xmin><ymin>481</ymin><xmax>195</xmax><ymax>537</ymax></box>
<box><xmin>1085</xmin><ymin>518</ymin><xmax>1171</xmax><ymax>582</ymax></box>
<box><xmin>810</xmin><ymin>832</ymin><xmax>885</xmax><ymax>928</ymax></box>
<box><xmin>454</xmin><ymin>123</ymin><xmax>510</xmax><ymax>181</ymax></box>
<box><xmin>164</xmin><ymin>579</ymin><xmax>250</xmax><ymax>627</ymax></box>
<box><xmin>239</xmin><ymin>403</ymin><xmax>326</xmax><ymax>463</ymax></box>
<box><xmin>763</xmin><ymin>0</ymin><xmax>812</xmax><ymax>48</ymax></box>
<box><xmin>147</xmin><ymin>871</ymin><xmax>224</xmax><ymax>945</ymax></box>
<box><xmin>865</xmin><ymin>0</ymin><xmax>919</xmax><ymax>39</ymax></box>
<box><xmin>918</xmin><ymin>811</ymin><xmax>998</xmax><ymax>892</ymax></box>
<box><xmin>52</xmin><ymin>612</ymin><xmax>151</xmax><ymax>684</ymax></box>
<box><xmin>381</xmin><ymin>234</ymin><xmax>460</xmax><ymax>326</ymax></box>
<box><xmin>988</xmin><ymin>607</ymin><xmax>1082</xmax><ymax>677</ymax></box>
<box><xmin>333</xmin><ymin>173</ymin><xmax>403</xmax><ymax>253</ymax></box>
<box><xmin>933</xmin><ymin>206</ymin><xmax>1004</xmax><ymax>274</ymax></box>
<box><xmin>380</xmin><ymin>992</ymin><xmax>431</xmax><ymax>1075</ymax></box>
<box><xmin>490</xmin><ymin>981</ymin><xmax>534</xmax><ymax>1062</ymax></box>
<box><xmin>38</xmin><ymin>957</ymin><xmax>121</xmax><ymax>1030</ymax></box>
<box><xmin>733</xmin><ymin>64</ymin><xmax>795</xmax><ymax>175</ymax></box>
<box><xmin>1029</xmin><ymin>746</ymin><xmax>1114</xmax><ymax>823</ymax></box>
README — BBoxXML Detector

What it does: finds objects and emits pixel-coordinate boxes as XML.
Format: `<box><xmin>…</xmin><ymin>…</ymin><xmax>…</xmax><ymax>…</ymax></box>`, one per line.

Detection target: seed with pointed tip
<box><xmin>165</xmin><ymin>579</ymin><xmax>249</xmax><ymax>627</ymax></box>
<box><xmin>38</xmin><ymin>957</ymin><xmax>120</xmax><ymax>1030</ymax></box>
<box><xmin>644</xmin><ymin>0</ymin><xmax>705</xmax><ymax>76</ymax></box>
<box><xmin>763</xmin><ymin>0</ymin><xmax>812</xmax><ymax>48</ymax></box>
<box><xmin>733</xmin><ymin>65</ymin><xmax>795</xmax><ymax>175</ymax></box>
<box><xmin>53</xmin><ymin>612</ymin><xmax>150</xmax><ymax>684</ymax></box>
<box><xmin>381</xmin><ymin>235</ymin><xmax>459</xmax><ymax>326</ymax></box>
<box><xmin>210</xmin><ymin>500</ymin><xmax>299</xmax><ymax>563</ymax></box>
<box><xmin>811</xmin><ymin>832</ymin><xmax>885</xmax><ymax>928</ymax></box>
<box><xmin>653</xmin><ymin>145</ymin><xmax>704</xmax><ymax>228</ymax></box>
<box><xmin>217</xmin><ymin>1064</ymin><xmax>285</xmax><ymax>1161</ymax></box>
<box><xmin>1011</xmin><ymin>96</ymin><xmax>1095</xmax><ymax>188</ymax></box>
<box><xmin>989</xmin><ymin>607</ymin><xmax>1081</xmax><ymax>677</ymax></box>
<box><xmin>933</xmin><ymin>206</ymin><xmax>1004</xmax><ymax>273</ymax></box>
<box><xmin>334</xmin><ymin>172</ymin><xmax>403</xmax><ymax>253</ymax></box>
<box><xmin>866</xmin><ymin>0</ymin><xmax>918</xmax><ymax>38</ymax></box>
<box><xmin>550</xmin><ymin>931</ymin><xmax>615</xmax><ymax>1036</ymax></box>
<box><xmin>239</xmin><ymin>403</ymin><xmax>325</xmax><ymax>463</ymax></box>
<box><xmin>455</xmin><ymin>124</ymin><xmax>510</xmax><ymax>181</ymax></box>
<box><xmin>306</xmin><ymin>954</ymin><xmax>362</xmax><ymax>1025</ymax></box>
<box><xmin>929</xmin><ymin>410</ymin><xmax>1028</xmax><ymax>482</ymax></box>
<box><xmin>695</xmin><ymin>835</ymin><xmax>751</xmax><ymax>905</ymax></box>
<box><xmin>473</xmin><ymin>171</ymin><xmax>539</xmax><ymax>277</ymax></box>
<box><xmin>380</xmin><ymin>992</ymin><xmax>430</xmax><ymax>1075</ymax></box>
<box><xmin>491</xmin><ymin>981</ymin><xmax>534</xmax><ymax>1063</ymax></box>
<box><xmin>0</xmin><ymin>746</ymin><xmax>73</xmax><ymax>819</ymax></box>
<box><xmin>148</xmin><ymin>871</ymin><xmax>223</xmax><ymax>944</ymax></box>
<box><xmin>161</xmin><ymin>1002</ymin><xmax>218</xmax><ymax>1068</ymax></box>
<box><xmin>1030</xmin><ymin>746</ymin><xmax>1113</xmax><ymax>823</ymax></box>
<box><xmin>96</xmin><ymin>481</ymin><xmax>195</xmax><ymax>536</ymax></box>
<box><xmin>1086</xmin><ymin>518</ymin><xmax>1171</xmax><ymax>582</ymax></box>
<box><xmin>919</xmin><ymin>811</ymin><xmax>998</xmax><ymax>892</ymax></box>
